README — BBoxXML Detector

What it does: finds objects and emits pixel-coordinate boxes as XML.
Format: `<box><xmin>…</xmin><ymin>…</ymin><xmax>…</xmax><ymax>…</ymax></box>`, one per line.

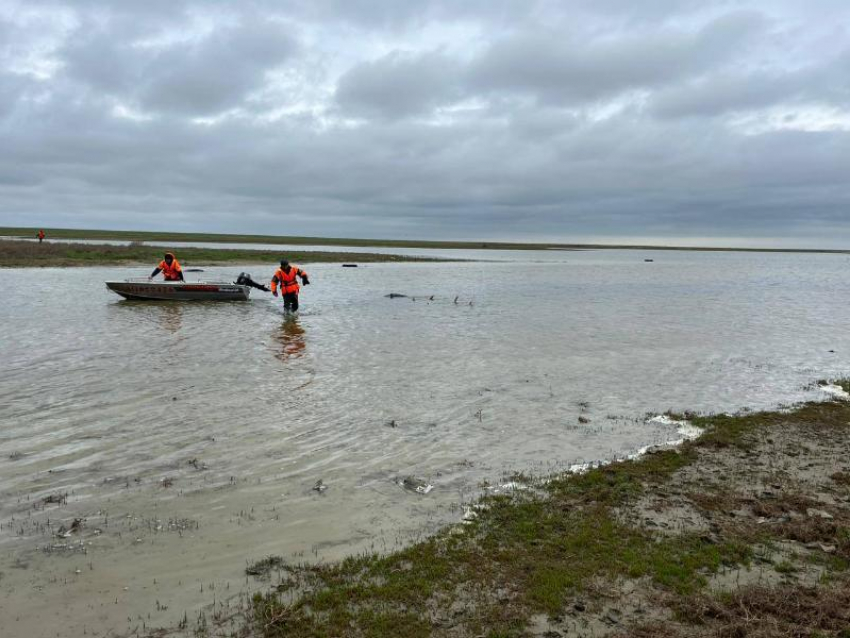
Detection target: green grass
<box><xmin>0</xmin><ymin>239</ymin><xmax>445</xmax><ymax>267</ymax></box>
<box><xmin>243</xmin><ymin>397</ymin><xmax>850</xmax><ymax>637</ymax></box>
<box><xmin>168</xmin><ymin>390</ymin><xmax>850</xmax><ymax>637</ymax></box>
<box><xmin>4</xmin><ymin>226</ymin><xmax>850</xmax><ymax>254</ymax></box>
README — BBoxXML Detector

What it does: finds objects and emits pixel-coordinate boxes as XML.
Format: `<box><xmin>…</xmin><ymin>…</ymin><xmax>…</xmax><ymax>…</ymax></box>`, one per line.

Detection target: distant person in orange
<box><xmin>37</xmin><ymin>229</ymin><xmax>45</xmax><ymax>243</ymax></box>
<box><xmin>149</xmin><ymin>252</ymin><xmax>184</xmax><ymax>281</ymax></box>
<box><xmin>270</xmin><ymin>259</ymin><xmax>309</xmax><ymax>312</ymax></box>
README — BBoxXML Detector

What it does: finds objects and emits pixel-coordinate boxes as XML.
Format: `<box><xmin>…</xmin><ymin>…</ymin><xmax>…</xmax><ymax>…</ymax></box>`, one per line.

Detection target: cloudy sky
<box><xmin>1</xmin><ymin>0</ymin><xmax>849</xmax><ymax>247</ymax></box>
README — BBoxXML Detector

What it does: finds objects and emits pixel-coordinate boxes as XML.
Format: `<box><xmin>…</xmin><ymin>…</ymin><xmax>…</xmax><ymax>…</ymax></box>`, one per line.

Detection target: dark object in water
<box><xmin>184</xmin><ymin>268</ymin><xmax>204</xmax><ymax>272</ymax></box>
<box><xmin>399</xmin><ymin>476</ymin><xmax>433</xmax><ymax>494</ymax></box>
<box><xmin>235</xmin><ymin>272</ymin><xmax>270</xmax><ymax>292</ymax></box>
<box><xmin>342</xmin><ymin>264</ymin><xmax>358</xmax><ymax>268</ymax></box>
<box><xmin>56</xmin><ymin>518</ymin><xmax>83</xmax><ymax>538</ymax></box>
<box><xmin>385</xmin><ymin>293</ymin><xmax>408</xmax><ymax>298</ymax></box>
<box><xmin>188</xmin><ymin>458</ymin><xmax>208</xmax><ymax>471</ymax></box>
<box><xmin>644</xmin><ymin>259</ymin><xmax>654</xmax><ymax>262</ymax></box>
<box><xmin>246</xmin><ymin>555</ymin><xmax>285</xmax><ymax>577</ymax></box>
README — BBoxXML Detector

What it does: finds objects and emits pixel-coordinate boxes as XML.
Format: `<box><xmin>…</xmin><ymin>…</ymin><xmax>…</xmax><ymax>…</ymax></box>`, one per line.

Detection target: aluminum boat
<box><xmin>106</xmin><ymin>279</ymin><xmax>251</xmax><ymax>301</ymax></box>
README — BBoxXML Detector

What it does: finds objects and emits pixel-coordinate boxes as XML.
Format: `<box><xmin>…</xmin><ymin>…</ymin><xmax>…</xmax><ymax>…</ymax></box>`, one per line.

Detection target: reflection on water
<box><xmin>150</xmin><ymin>302</ymin><xmax>185</xmax><ymax>334</ymax></box>
<box><xmin>109</xmin><ymin>299</ymin><xmax>185</xmax><ymax>334</ymax></box>
<box><xmin>1</xmin><ymin>252</ymin><xmax>850</xmax><ymax>638</ymax></box>
<box><xmin>272</xmin><ymin>315</ymin><xmax>307</xmax><ymax>361</ymax></box>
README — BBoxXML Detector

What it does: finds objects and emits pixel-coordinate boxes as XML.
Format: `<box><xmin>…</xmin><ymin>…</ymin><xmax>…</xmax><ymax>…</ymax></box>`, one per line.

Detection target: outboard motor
<box><xmin>235</xmin><ymin>272</ymin><xmax>270</xmax><ymax>292</ymax></box>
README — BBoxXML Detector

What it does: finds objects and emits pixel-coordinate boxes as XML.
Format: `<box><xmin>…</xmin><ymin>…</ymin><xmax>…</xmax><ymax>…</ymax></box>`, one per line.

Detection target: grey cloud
<box><xmin>467</xmin><ymin>11</ymin><xmax>766</xmax><ymax>104</ymax></box>
<box><xmin>62</xmin><ymin>16</ymin><xmax>296</xmax><ymax>115</ymax></box>
<box><xmin>1</xmin><ymin>1</ymin><xmax>849</xmax><ymax>246</ymax></box>
<box><xmin>651</xmin><ymin>52</ymin><xmax>850</xmax><ymax>118</ymax></box>
<box><xmin>334</xmin><ymin>50</ymin><xmax>461</xmax><ymax>119</ymax></box>
<box><xmin>571</xmin><ymin>0</ymin><xmax>725</xmax><ymax>21</ymax></box>
<box><xmin>333</xmin><ymin>11</ymin><xmax>769</xmax><ymax>121</ymax></box>
<box><xmin>652</xmin><ymin>72</ymin><xmax>806</xmax><ymax>118</ymax></box>
<box><xmin>0</xmin><ymin>71</ymin><xmax>29</xmax><ymax>117</ymax></box>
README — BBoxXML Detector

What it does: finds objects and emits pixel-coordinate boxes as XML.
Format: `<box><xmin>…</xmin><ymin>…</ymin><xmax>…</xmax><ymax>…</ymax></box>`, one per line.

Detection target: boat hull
<box><xmin>106</xmin><ymin>280</ymin><xmax>251</xmax><ymax>301</ymax></box>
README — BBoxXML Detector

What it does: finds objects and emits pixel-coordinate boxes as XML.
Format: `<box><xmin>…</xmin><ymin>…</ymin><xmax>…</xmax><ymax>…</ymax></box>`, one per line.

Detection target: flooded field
<box><xmin>1</xmin><ymin>250</ymin><xmax>849</xmax><ymax>637</ymax></box>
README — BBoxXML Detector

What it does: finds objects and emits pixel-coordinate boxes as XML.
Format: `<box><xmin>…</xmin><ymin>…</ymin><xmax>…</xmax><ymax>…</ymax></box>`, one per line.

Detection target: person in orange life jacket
<box><xmin>37</xmin><ymin>229</ymin><xmax>45</xmax><ymax>243</ymax></box>
<box><xmin>149</xmin><ymin>252</ymin><xmax>184</xmax><ymax>281</ymax></box>
<box><xmin>270</xmin><ymin>259</ymin><xmax>309</xmax><ymax>312</ymax></box>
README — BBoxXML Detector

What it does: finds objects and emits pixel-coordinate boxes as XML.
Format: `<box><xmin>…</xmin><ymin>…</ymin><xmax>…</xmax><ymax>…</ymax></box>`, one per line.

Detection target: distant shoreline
<box><xmin>2</xmin><ymin>227</ymin><xmax>848</xmax><ymax>255</ymax></box>
<box><xmin>0</xmin><ymin>239</ymin><xmax>447</xmax><ymax>268</ymax></box>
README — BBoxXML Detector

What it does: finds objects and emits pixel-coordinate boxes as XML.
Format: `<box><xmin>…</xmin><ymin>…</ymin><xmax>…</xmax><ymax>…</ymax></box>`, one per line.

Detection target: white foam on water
<box><xmin>567</xmin><ymin>415</ymin><xmax>703</xmax><ymax>473</ymax></box>
<box><xmin>820</xmin><ymin>384</ymin><xmax>850</xmax><ymax>400</ymax></box>
<box><xmin>647</xmin><ymin>415</ymin><xmax>681</xmax><ymax>426</ymax></box>
<box><xmin>647</xmin><ymin>415</ymin><xmax>703</xmax><ymax>447</ymax></box>
<box><xmin>568</xmin><ymin>462</ymin><xmax>595</xmax><ymax>475</ymax></box>
<box><xmin>487</xmin><ymin>480</ymin><xmax>533</xmax><ymax>494</ymax></box>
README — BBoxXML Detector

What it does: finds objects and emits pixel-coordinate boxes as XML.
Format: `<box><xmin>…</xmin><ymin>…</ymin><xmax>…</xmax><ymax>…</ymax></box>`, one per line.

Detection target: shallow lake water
<box><xmin>1</xmin><ymin>249</ymin><xmax>849</xmax><ymax>637</ymax></box>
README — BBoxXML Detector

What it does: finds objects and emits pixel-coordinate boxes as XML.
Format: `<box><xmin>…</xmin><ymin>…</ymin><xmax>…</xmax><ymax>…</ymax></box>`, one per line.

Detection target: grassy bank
<box><xmin>0</xmin><ymin>239</ymin><xmax>444</xmax><ymax>268</ymax></box>
<box><xmin>3</xmin><ymin>227</ymin><xmax>849</xmax><ymax>254</ymax></box>
<box><xmin>207</xmin><ymin>388</ymin><xmax>850</xmax><ymax>638</ymax></box>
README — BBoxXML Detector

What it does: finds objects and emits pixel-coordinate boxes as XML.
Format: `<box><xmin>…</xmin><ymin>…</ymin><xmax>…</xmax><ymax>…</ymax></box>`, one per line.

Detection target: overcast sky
<box><xmin>1</xmin><ymin>1</ymin><xmax>849</xmax><ymax>247</ymax></box>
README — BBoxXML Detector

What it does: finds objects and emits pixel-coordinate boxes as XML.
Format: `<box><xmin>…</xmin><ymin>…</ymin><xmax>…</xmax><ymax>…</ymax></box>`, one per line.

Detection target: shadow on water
<box><xmin>272</xmin><ymin>314</ymin><xmax>306</xmax><ymax>361</ymax></box>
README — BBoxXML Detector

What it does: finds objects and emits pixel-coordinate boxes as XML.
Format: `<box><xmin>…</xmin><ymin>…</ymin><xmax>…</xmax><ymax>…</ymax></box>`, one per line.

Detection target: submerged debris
<box><xmin>312</xmin><ymin>479</ymin><xmax>328</xmax><ymax>493</ymax></box>
<box><xmin>399</xmin><ymin>476</ymin><xmax>433</xmax><ymax>494</ymax></box>
<box><xmin>188</xmin><ymin>458</ymin><xmax>208</xmax><ymax>471</ymax></box>
<box><xmin>246</xmin><ymin>555</ymin><xmax>285</xmax><ymax>577</ymax></box>
<box><xmin>55</xmin><ymin>518</ymin><xmax>83</xmax><ymax>538</ymax></box>
<box><xmin>41</xmin><ymin>493</ymin><xmax>67</xmax><ymax>506</ymax></box>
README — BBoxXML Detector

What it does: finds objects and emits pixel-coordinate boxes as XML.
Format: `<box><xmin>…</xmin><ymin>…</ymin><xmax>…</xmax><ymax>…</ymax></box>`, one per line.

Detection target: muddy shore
<box><xmin>6</xmin><ymin>386</ymin><xmax>849</xmax><ymax>637</ymax></box>
<box><xmin>160</xmin><ymin>385</ymin><xmax>850</xmax><ymax>638</ymax></box>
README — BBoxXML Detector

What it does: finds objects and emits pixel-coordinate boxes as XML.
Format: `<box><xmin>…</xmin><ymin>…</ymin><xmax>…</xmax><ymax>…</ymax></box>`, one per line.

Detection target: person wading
<box><xmin>37</xmin><ymin>229</ymin><xmax>45</xmax><ymax>243</ymax></box>
<box><xmin>149</xmin><ymin>252</ymin><xmax>184</xmax><ymax>281</ymax></box>
<box><xmin>271</xmin><ymin>259</ymin><xmax>309</xmax><ymax>312</ymax></box>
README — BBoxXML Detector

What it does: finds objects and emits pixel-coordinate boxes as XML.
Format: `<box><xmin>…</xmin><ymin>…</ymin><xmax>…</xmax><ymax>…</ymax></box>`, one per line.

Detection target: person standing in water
<box><xmin>149</xmin><ymin>252</ymin><xmax>184</xmax><ymax>281</ymax></box>
<box><xmin>270</xmin><ymin>259</ymin><xmax>309</xmax><ymax>312</ymax></box>
<box><xmin>37</xmin><ymin>229</ymin><xmax>45</xmax><ymax>243</ymax></box>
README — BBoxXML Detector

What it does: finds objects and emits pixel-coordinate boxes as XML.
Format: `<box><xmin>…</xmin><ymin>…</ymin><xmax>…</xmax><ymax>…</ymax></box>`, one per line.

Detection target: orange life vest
<box><xmin>271</xmin><ymin>266</ymin><xmax>306</xmax><ymax>295</ymax></box>
<box><xmin>37</xmin><ymin>230</ymin><xmax>45</xmax><ymax>239</ymax></box>
<box><xmin>158</xmin><ymin>257</ymin><xmax>182</xmax><ymax>281</ymax></box>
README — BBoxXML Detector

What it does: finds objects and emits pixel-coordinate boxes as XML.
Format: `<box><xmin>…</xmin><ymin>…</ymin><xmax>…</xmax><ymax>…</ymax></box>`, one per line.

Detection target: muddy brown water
<box><xmin>1</xmin><ymin>251</ymin><xmax>849</xmax><ymax>636</ymax></box>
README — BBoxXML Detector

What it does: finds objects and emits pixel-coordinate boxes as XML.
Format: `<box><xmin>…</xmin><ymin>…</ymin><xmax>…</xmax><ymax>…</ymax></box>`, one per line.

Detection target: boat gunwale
<box><xmin>105</xmin><ymin>280</ymin><xmax>252</xmax><ymax>301</ymax></box>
